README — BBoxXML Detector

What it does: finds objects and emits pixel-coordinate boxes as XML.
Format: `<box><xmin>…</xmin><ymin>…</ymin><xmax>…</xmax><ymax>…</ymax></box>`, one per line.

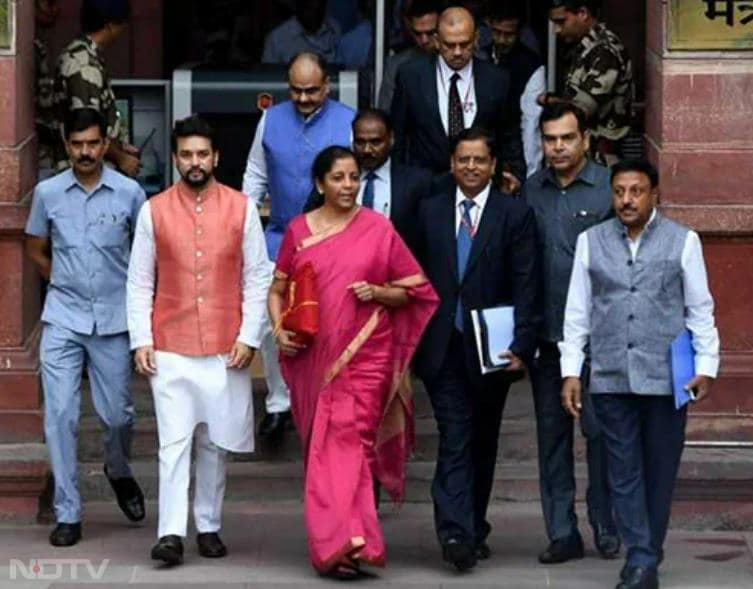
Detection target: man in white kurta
<box><xmin>127</xmin><ymin>115</ymin><xmax>270</xmax><ymax>565</ymax></box>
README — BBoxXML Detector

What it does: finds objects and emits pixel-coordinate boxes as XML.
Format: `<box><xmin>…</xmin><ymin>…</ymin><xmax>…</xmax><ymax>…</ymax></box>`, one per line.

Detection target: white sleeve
<box><xmin>237</xmin><ymin>203</ymin><xmax>273</xmax><ymax>348</ymax></box>
<box><xmin>521</xmin><ymin>66</ymin><xmax>545</xmax><ymax>178</ymax></box>
<box><xmin>242</xmin><ymin>111</ymin><xmax>268</xmax><ymax>206</ymax></box>
<box><xmin>126</xmin><ymin>201</ymin><xmax>156</xmax><ymax>350</ymax></box>
<box><xmin>559</xmin><ymin>232</ymin><xmax>592</xmax><ymax>377</ymax></box>
<box><xmin>682</xmin><ymin>231</ymin><xmax>720</xmax><ymax>378</ymax></box>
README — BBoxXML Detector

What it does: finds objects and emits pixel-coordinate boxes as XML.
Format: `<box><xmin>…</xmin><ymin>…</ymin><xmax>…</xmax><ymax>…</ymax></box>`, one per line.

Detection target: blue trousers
<box><xmin>530</xmin><ymin>342</ymin><xmax>615</xmax><ymax>541</ymax></box>
<box><xmin>592</xmin><ymin>394</ymin><xmax>687</xmax><ymax>569</ymax></box>
<box><xmin>40</xmin><ymin>323</ymin><xmax>134</xmax><ymax>523</ymax></box>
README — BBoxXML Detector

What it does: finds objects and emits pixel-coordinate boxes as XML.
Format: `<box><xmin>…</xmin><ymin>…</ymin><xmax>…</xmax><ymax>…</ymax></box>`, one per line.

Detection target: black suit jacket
<box><xmin>303</xmin><ymin>161</ymin><xmax>432</xmax><ymax>253</ymax></box>
<box><xmin>391</xmin><ymin>55</ymin><xmax>525</xmax><ymax>181</ymax></box>
<box><xmin>413</xmin><ymin>185</ymin><xmax>541</xmax><ymax>385</ymax></box>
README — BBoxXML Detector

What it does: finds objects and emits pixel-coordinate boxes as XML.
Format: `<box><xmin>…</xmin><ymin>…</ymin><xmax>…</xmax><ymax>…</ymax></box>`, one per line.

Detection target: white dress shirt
<box><xmin>356</xmin><ymin>158</ymin><xmax>392</xmax><ymax>218</ymax></box>
<box><xmin>559</xmin><ymin>210</ymin><xmax>720</xmax><ymax>379</ymax></box>
<box><xmin>455</xmin><ymin>182</ymin><xmax>491</xmax><ymax>235</ymax></box>
<box><xmin>437</xmin><ymin>57</ymin><xmax>477</xmax><ymax>134</ymax></box>
<box><xmin>521</xmin><ymin>65</ymin><xmax>545</xmax><ymax>177</ymax></box>
<box><xmin>126</xmin><ymin>199</ymin><xmax>271</xmax><ymax>351</ymax></box>
<box><xmin>242</xmin><ymin>110</ymin><xmax>269</xmax><ymax>206</ymax></box>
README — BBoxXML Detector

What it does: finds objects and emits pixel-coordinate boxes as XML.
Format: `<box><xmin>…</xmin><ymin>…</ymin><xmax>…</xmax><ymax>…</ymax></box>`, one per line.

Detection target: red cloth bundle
<box><xmin>280</xmin><ymin>261</ymin><xmax>319</xmax><ymax>345</ymax></box>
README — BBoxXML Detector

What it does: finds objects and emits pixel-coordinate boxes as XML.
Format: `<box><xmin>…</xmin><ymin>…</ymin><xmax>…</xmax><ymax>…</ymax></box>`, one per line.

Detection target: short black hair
<box><xmin>551</xmin><ymin>0</ymin><xmax>602</xmax><ymax>15</ymax></box>
<box><xmin>64</xmin><ymin>107</ymin><xmax>107</xmax><ymax>139</ymax></box>
<box><xmin>352</xmin><ymin>108</ymin><xmax>392</xmax><ymax>135</ymax></box>
<box><xmin>406</xmin><ymin>0</ymin><xmax>441</xmax><ymax>19</ymax></box>
<box><xmin>487</xmin><ymin>2</ymin><xmax>524</xmax><ymax>23</ymax></box>
<box><xmin>171</xmin><ymin>115</ymin><xmax>217</xmax><ymax>153</ymax></box>
<box><xmin>80</xmin><ymin>0</ymin><xmax>131</xmax><ymax>34</ymax></box>
<box><xmin>287</xmin><ymin>51</ymin><xmax>329</xmax><ymax>78</ymax></box>
<box><xmin>611</xmin><ymin>159</ymin><xmax>660</xmax><ymax>188</ymax></box>
<box><xmin>450</xmin><ymin>127</ymin><xmax>496</xmax><ymax>156</ymax></box>
<box><xmin>539</xmin><ymin>102</ymin><xmax>588</xmax><ymax>134</ymax></box>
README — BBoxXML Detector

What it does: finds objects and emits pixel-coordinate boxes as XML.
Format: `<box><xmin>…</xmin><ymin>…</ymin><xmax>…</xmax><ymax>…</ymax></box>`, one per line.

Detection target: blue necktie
<box><xmin>455</xmin><ymin>199</ymin><xmax>475</xmax><ymax>332</ymax></box>
<box><xmin>362</xmin><ymin>172</ymin><xmax>376</xmax><ymax>209</ymax></box>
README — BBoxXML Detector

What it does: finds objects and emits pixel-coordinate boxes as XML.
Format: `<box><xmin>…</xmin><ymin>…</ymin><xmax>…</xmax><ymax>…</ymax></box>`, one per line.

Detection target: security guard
<box><xmin>539</xmin><ymin>0</ymin><xmax>633</xmax><ymax>166</ymax></box>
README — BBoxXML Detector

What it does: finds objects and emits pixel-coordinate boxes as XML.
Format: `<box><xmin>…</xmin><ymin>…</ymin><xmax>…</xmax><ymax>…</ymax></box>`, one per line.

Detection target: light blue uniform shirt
<box><xmin>25</xmin><ymin>167</ymin><xmax>146</xmax><ymax>336</ymax></box>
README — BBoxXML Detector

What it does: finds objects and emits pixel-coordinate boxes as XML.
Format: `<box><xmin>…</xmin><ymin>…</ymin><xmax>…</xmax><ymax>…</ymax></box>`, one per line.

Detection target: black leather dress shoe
<box><xmin>151</xmin><ymin>535</ymin><xmax>184</xmax><ymax>565</ymax></box>
<box><xmin>49</xmin><ymin>523</ymin><xmax>81</xmax><ymax>547</ymax></box>
<box><xmin>442</xmin><ymin>538</ymin><xmax>477</xmax><ymax>571</ymax></box>
<box><xmin>620</xmin><ymin>552</ymin><xmax>663</xmax><ymax>580</ymax></box>
<box><xmin>595</xmin><ymin>528</ymin><xmax>621</xmax><ymax>559</ymax></box>
<box><xmin>197</xmin><ymin>532</ymin><xmax>227</xmax><ymax>558</ymax></box>
<box><xmin>475</xmin><ymin>541</ymin><xmax>491</xmax><ymax>560</ymax></box>
<box><xmin>538</xmin><ymin>534</ymin><xmax>584</xmax><ymax>564</ymax></box>
<box><xmin>104</xmin><ymin>465</ymin><xmax>145</xmax><ymax>522</ymax></box>
<box><xmin>258</xmin><ymin>410</ymin><xmax>291</xmax><ymax>437</ymax></box>
<box><xmin>616</xmin><ymin>566</ymin><xmax>658</xmax><ymax>589</ymax></box>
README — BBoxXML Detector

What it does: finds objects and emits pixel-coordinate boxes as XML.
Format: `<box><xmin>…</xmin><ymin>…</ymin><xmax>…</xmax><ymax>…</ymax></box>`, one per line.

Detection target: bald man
<box><xmin>243</xmin><ymin>52</ymin><xmax>355</xmax><ymax>438</ymax></box>
<box><xmin>392</xmin><ymin>6</ymin><xmax>525</xmax><ymax>193</ymax></box>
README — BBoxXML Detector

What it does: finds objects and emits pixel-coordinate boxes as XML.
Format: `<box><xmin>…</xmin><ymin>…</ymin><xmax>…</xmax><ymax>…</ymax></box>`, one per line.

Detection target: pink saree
<box><xmin>275</xmin><ymin>208</ymin><xmax>438</xmax><ymax>572</ymax></box>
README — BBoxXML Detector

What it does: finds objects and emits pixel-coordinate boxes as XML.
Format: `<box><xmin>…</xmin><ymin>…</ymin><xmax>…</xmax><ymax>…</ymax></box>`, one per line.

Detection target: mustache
<box><xmin>77</xmin><ymin>156</ymin><xmax>95</xmax><ymax>164</ymax></box>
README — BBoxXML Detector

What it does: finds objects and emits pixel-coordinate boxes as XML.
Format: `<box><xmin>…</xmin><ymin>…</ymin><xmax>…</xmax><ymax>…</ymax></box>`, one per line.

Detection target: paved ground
<box><xmin>1</xmin><ymin>501</ymin><xmax>752</xmax><ymax>588</ymax></box>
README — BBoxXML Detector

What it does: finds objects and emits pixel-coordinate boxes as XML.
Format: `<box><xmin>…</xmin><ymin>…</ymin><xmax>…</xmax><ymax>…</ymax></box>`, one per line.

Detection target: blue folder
<box><xmin>671</xmin><ymin>329</ymin><xmax>695</xmax><ymax>409</ymax></box>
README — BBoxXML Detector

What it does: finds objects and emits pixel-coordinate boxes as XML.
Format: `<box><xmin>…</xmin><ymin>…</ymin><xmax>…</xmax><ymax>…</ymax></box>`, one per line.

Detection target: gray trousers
<box><xmin>530</xmin><ymin>341</ymin><xmax>615</xmax><ymax>542</ymax></box>
<box><xmin>40</xmin><ymin>323</ymin><xmax>134</xmax><ymax>523</ymax></box>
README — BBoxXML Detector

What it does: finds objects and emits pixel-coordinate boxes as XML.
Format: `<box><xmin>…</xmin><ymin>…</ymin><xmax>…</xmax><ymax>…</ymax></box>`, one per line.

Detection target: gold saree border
<box><xmin>320</xmin><ymin>535</ymin><xmax>386</xmax><ymax>572</ymax></box>
<box><xmin>324</xmin><ymin>308</ymin><xmax>383</xmax><ymax>385</ymax></box>
<box><xmin>299</xmin><ymin>208</ymin><xmax>362</xmax><ymax>251</ymax></box>
<box><xmin>387</xmin><ymin>272</ymin><xmax>429</xmax><ymax>289</ymax></box>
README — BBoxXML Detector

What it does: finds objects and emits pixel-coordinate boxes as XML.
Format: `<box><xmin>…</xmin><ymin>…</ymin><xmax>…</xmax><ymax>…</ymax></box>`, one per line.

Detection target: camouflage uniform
<box><xmin>35</xmin><ymin>38</ymin><xmax>57</xmax><ymax>169</ymax></box>
<box><xmin>563</xmin><ymin>22</ymin><xmax>633</xmax><ymax>161</ymax></box>
<box><xmin>52</xmin><ymin>35</ymin><xmax>125</xmax><ymax>169</ymax></box>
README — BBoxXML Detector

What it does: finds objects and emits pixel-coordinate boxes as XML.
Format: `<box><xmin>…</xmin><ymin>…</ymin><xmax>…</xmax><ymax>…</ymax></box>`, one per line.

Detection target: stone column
<box><xmin>0</xmin><ymin>0</ymin><xmax>49</xmax><ymax>521</ymax></box>
<box><xmin>646</xmin><ymin>0</ymin><xmax>753</xmax><ymax>441</ymax></box>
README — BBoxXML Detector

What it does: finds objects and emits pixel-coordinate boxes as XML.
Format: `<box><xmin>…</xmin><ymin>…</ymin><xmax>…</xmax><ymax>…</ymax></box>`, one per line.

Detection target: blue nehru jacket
<box><xmin>262</xmin><ymin>98</ymin><xmax>355</xmax><ymax>260</ymax></box>
<box><xmin>25</xmin><ymin>167</ymin><xmax>146</xmax><ymax>336</ymax></box>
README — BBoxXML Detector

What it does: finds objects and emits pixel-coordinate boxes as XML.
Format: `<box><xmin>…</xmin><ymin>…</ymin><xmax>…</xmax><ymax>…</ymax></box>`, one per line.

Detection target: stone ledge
<box><xmin>660</xmin><ymin>205</ymin><xmax>753</xmax><ymax>236</ymax></box>
<box><xmin>0</xmin><ymin>442</ymin><xmax>49</xmax><ymax>523</ymax></box>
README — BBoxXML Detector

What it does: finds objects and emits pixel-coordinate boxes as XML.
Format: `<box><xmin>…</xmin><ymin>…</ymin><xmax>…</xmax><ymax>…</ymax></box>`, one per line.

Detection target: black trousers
<box><xmin>424</xmin><ymin>330</ymin><xmax>510</xmax><ymax>546</ymax></box>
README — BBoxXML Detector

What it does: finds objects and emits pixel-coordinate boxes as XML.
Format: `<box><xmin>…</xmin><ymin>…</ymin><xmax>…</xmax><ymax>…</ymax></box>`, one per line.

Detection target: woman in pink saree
<box><xmin>268</xmin><ymin>146</ymin><xmax>438</xmax><ymax>578</ymax></box>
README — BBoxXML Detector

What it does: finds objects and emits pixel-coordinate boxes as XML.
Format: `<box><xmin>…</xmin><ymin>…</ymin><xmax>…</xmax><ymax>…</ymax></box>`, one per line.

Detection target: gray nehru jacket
<box><xmin>587</xmin><ymin>215</ymin><xmax>688</xmax><ymax>395</ymax></box>
<box><xmin>522</xmin><ymin>160</ymin><xmax>613</xmax><ymax>342</ymax></box>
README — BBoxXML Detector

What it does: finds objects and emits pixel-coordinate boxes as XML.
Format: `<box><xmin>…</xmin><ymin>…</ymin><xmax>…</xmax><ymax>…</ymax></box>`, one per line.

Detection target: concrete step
<box><xmin>77</xmin><ymin>448</ymin><xmax>753</xmax><ymax>507</ymax></box>
<box><xmin>78</xmin><ymin>378</ymin><xmax>586</xmax><ymax>464</ymax></box>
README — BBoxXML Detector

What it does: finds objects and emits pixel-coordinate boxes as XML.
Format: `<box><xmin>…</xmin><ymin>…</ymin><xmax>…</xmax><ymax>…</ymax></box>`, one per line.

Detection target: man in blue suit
<box><xmin>414</xmin><ymin>127</ymin><xmax>540</xmax><ymax>571</ymax></box>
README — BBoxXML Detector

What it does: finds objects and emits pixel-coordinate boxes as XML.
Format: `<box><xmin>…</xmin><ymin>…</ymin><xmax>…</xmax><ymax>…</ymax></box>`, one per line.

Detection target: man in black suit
<box><xmin>414</xmin><ymin>127</ymin><xmax>540</xmax><ymax>571</ymax></box>
<box><xmin>304</xmin><ymin>108</ymin><xmax>432</xmax><ymax>253</ymax></box>
<box><xmin>391</xmin><ymin>6</ymin><xmax>525</xmax><ymax>194</ymax></box>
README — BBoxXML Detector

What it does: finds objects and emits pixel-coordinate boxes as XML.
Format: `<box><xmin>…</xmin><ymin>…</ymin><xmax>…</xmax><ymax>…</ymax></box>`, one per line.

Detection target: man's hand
<box><xmin>501</xmin><ymin>171</ymin><xmax>521</xmax><ymax>195</ymax></box>
<box><xmin>685</xmin><ymin>374</ymin><xmax>714</xmax><ymax>403</ymax></box>
<box><xmin>276</xmin><ymin>329</ymin><xmax>306</xmax><ymax>357</ymax></box>
<box><xmin>498</xmin><ymin>349</ymin><xmax>524</xmax><ymax>372</ymax></box>
<box><xmin>134</xmin><ymin>345</ymin><xmax>156</xmax><ymax>376</ymax></box>
<box><xmin>227</xmin><ymin>341</ymin><xmax>255</xmax><ymax>369</ymax></box>
<box><xmin>561</xmin><ymin>376</ymin><xmax>582</xmax><ymax>418</ymax></box>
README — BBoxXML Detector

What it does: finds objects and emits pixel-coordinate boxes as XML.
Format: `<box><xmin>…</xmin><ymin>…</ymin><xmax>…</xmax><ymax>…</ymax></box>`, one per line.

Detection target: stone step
<box><xmin>78</xmin><ymin>378</ymin><xmax>580</xmax><ymax>464</ymax></box>
<box><xmin>76</xmin><ymin>413</ymin><xmax>575</xmax><ymax>464</ymax></box>
<box><xmin>77</xmin><ymin>448</ymin><xmax>753</xmax><ymax>507</ymax></box>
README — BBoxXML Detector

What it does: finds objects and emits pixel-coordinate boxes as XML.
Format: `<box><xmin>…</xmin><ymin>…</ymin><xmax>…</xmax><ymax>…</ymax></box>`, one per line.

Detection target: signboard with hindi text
<box><xmin>669</xmin><ymin>0</ymin><xmax>753</xmax><ymax>49</ymax></box>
